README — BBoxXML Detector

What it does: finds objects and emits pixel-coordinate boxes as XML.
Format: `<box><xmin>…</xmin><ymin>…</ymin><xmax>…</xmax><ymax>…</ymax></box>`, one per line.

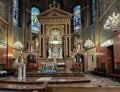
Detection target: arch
<box><xmin>46</xmin><ymin>25</ymin><xmax>64</xmax><ymax>37</ymax></box>
<box><xmin>75</xmin><ymin>53</ymin><xmax>84</xmax><ymax>62</ymax></box>
<box><xmin>74</xmin><ymin>53</ymin><xmax>84</xmax><ymax>72</ymax></box>
<box><xmin>31</xmin><ymin>7</ymin><xmax>40</xmax><ymax>34</ymax></box>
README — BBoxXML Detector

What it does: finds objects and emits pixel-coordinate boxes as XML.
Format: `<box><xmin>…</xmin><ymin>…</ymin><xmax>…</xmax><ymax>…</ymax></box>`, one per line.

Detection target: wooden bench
<box><xmin>109</xmin><ymin>73</ymin><xmax>120</xmax><ymax>81</ymax></box>
<box><xmin>109</xmin><ymin>68</ymin><xmax>120</xmax><ymax>81</ymax></box>
<box><xmin>91</xmin><ymin>70</ymin><xmax>106</xmax><ymax>77</ymax></box>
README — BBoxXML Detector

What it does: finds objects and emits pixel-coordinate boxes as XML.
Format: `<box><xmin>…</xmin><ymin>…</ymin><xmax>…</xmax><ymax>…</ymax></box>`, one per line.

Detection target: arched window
<box><xmin>73</xmin><ymin>5</ymin><xmax>81</xmax><ymax>33</ymax></box>
<box><xmin>31</xmin><ymin>7</ymin><xmax>40</xmax><ymax>34</ymax></box>
<box><xmin>13</xmin><ymin>0</ymin><xmax>19</xmax><ymax>26</ymax></box>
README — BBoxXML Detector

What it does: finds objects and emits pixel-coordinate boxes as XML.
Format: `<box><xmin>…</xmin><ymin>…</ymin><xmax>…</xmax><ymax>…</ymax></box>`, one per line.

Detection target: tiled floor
<box><xmin>0</xmin><ymin>73</ymin><xmax>120</xmax><ymax>92</ymax></box>
<box><xmin>85</xmin><ymin>74</ymin><xmax>120</xmax><ymax>87</ymax></box>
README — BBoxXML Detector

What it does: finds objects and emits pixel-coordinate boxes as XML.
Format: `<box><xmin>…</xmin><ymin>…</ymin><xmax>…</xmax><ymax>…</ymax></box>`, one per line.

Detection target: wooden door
<box><xmin>106</xmin><ymin>45</ymin><xmax>114</xmax><ymax>74</ymax></box>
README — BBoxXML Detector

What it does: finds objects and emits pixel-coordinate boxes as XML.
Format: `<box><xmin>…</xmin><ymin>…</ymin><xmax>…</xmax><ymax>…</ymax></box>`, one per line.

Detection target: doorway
<box><xmin>106</xmin><ymin>45</ymin><xmax>114</xmax><ymax>74</ymax></box>
<box><xmin>74</xmin><ymin>54</ymin><xmax>84</xmax><ymax>72</ymax></box>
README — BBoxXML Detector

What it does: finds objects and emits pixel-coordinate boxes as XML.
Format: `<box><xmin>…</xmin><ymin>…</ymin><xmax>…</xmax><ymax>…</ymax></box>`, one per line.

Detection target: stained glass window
<box><xmin>73</xmin><ymin>5</ymin><xmax>81</xmax><ymax>33</ymax></box>
<box><xmin>31</xmin><ymin>7</ymin><xmax>40</xmax><ymax>34</ymax></box>
<box><xmin>13</xmin><ymin>0</ymin><xmax>19</xmax><ymax>26</ymax></box>
<box><xmin>92</xmin><ymin>0</ymin><xmax>95</xmax><ymax>22</ymax></box>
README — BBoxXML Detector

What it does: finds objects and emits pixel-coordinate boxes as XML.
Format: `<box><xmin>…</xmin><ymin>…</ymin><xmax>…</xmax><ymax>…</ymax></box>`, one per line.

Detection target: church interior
<box><xmin>1</xmin><ymin>0</ymin><xmax>120</xmax><ymax>92</ymax></box>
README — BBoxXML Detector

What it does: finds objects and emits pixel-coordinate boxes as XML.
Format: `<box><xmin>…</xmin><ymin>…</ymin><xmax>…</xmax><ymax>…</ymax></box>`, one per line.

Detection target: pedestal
<box><xmin>17</xmin><ymin>62</ymin><xmax>26</xmax><ymax>80</ymax></box>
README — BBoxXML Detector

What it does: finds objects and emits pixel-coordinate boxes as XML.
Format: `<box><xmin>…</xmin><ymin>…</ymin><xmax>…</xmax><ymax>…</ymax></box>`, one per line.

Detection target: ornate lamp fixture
<box><xmin>104</xmin><ymin>12</ymin><xmax>120</xmax><ymax>31</ymax></box>
<box><xmin>13</xmin><ymin>41</ymin><xmax>23</xmax><ymax>49</ymax></box>
<box><xmin>84</xmin><ymin>39</ymin><xmax>94</xmax><ymax>49</ymax></box>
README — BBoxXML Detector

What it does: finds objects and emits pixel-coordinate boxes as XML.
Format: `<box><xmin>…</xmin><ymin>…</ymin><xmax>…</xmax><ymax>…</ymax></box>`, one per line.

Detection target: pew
<box><xmin>109</xmin><ymin>69</ymin><xmax>120</xmax><ymax>81</ymax></box>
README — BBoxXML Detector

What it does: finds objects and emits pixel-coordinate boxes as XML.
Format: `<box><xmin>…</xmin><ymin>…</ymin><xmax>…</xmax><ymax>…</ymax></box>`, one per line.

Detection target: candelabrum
<box><xmin>13</xmin><ymin>41</ymin><xmax>23</xmax><ymax>49</ymax></box>
<box><xmin>104</xmin><ymin>12</ymin><xmax>120</xmax><ymax>31</ymax></box>
<box><xmin>84</xmin><ymin>39</ymin><xmax>94</xmax><ymax>49</ymax></box>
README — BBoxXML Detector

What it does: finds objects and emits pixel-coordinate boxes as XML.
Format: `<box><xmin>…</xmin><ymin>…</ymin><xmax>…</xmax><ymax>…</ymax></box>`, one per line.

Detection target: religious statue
<box><xmin>16</xmin><ymin>55</ymin><xmax>26</xmax><ymax>80</ymax></box>
<box><xmin>52</xmin><ymin>46</ymin><xmax>59</xmax><ymax>58</ymax></box>
<box><xmin>59</xmin><ymin>47</ymin><xmax>63</xmax><ymax>58</ymax></box>
<box><xmin>48</xmin><ymin>47</ymin><xmax>52</xmax><ymax>58</ymax></box>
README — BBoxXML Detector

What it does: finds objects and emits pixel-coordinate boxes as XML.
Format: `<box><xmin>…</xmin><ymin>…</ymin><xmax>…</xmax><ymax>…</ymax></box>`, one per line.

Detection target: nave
<box><xmin>1</xmin><ymin>0</ymin><xmax>120</xmax><ymax>92</ymax></box>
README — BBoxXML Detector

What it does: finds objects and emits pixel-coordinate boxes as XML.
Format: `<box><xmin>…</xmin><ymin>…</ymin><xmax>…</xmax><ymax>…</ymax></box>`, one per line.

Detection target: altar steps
<box><xmin>13</xmin><ymin>72</ymin><xmax>85</xmax><ymax>77</ymax></box>
<box><xmin>27</xmin><ymin>73</ymin><xmax>84</xmax><ymax>77</ymax></box>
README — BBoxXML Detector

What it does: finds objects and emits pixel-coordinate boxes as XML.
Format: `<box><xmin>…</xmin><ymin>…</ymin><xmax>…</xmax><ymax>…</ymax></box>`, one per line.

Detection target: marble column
<box><xmin>18</xmin><ymin>66</ymin><xmax>22</xmax><ymax>80</ymax></box>
<box><xmin>43</xmin><ymin>24</ymin><xmax>45</xmax><ymax>34</ymax></box>
<box><xmin>43</xmin><ymin>37</ymin><xmax>46</xmax><ymax>58</ymax></box>
<box><xmin>65</xmin><ymin>24</ymin><xmax>67</xmax><ymax>34</ymax></box>
<box><xmin>69</xmin><ymin>37</ymin><xmax>71</xmax><ymax>57</ymax></box>
<box><xmin>68</xmin><ymin>23</ymin><xmax>71</xmax><ymax>34</ymax></box>
<box><xmin>39</xmin><ymin>38</ymin><xmax>41</xmax><ymax>56</ymax></box>
<box><xmin>23</xmin><ymin>64</ymin><xmax>26</xmax><ymax>79</ymax></box>
<box><xmin>65</xmin><ymin>37</ymin><xmax>68</xmax><ymax>56</ymax></box>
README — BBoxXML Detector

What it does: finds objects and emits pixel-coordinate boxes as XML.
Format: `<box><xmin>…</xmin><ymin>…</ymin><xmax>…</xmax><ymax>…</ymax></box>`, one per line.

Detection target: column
<box><xmin>41</xmin><ymin>24</ymin><xmax>43</xmax><ymax>34</ymax></box>
<box><xmin>41</xmin><ymin>38</ymin><xmax>43</xmax><ymax>57</ymax></box>
<box><xmin>43</xmin><ymin>24</ymin><xmax>45</xmax><ymax>34</ymax></box>
<box><xmin>39</xmin><ymin>38</ymin><xmax>41</xmax><ymax>56</ymax></box>
<box><xmin>69</xmin><ymin>37</ymin><xmax>71</xmax><ymax>57</ymax></box>
<box><xmin>68</xmin><ymin>23</ymin><xmax>71</xmax><ymax>34</ymax></box>
<box><xmin>65</xmin><ymin>37</ymin><xmax>68</xmax><ymax>56</ymax></box>
<box><xmin>43</xmin><ymin>37</ymin><xmax>46</xmax><ymax>58</ymax></box>
<box><xmin>67</xmin><ymin>23</ymin><xmax>69</xmax><ymax>34</ymax></box>
<box><xmin>23</xmin><ymin>64</ymin><xmax>26</xmax><ymax>79</ymax></box>
<box><xmin>65</xmin><ymin>24</ymin><xmax>67</xmax><ymax>34</ymax></box>
<box><xmin>18</xmin><ymin>66</ymin><xmax>22</xmax><ymax>80</ymax></box>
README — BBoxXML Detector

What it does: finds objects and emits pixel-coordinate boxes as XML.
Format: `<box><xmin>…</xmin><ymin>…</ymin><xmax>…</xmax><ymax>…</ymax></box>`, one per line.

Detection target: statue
<box><xmin>52</xmin><ymin>46</ymin><xmax>59</xmax><ymax>58</ymax></box>
<box><xmin>59</xmin><ymin>47</ymin><xmax>63</xmax><ymax>58</ymax></box>
<box><xmin>48</xmin><ymin>47</ymin><xmax>52</xmax><ymax>58</ymax></box>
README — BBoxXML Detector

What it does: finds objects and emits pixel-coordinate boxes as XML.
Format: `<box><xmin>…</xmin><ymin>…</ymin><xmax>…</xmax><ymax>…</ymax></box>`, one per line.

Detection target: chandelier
<box><xmin>13</xmin><ymin>41</ymin><xmax>23</xmax><ymax>49</ymax></box>
<box><xmin>104</xmin><ymin>12</ymin><xmax>120</xmax><ymax>31</ymax></box>
<box><xmin>84</xmin><ymin>39</ymin><xmax>94</xmax><ymax>49</ymax></box>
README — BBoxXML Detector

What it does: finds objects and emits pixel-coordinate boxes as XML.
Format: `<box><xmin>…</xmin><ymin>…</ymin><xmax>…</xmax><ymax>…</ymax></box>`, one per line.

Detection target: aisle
<box><xmin>86</xmin><ymin>73</ymin><xmax>120</xmax><ymax>87</ymax></box>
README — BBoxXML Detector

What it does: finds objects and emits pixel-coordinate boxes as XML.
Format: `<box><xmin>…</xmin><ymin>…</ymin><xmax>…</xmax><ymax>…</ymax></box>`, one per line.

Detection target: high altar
<box><xmin>23</xmin><ymin>7</ymin><xmax>73</xmax><ymax>70</ymax></box>
<box><xmin>37</xmin><ymin>7</ymin><xmax>72</xmax><ymax>59</ymax></box>
<box><xmin>37</xmin><ymin>7</ymin><xmax>73</xmax><ymax>69</ymax></box>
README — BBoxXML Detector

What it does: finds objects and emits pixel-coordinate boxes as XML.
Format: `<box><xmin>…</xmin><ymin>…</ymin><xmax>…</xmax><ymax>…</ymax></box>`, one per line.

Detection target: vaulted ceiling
<box><xmin>30</xmin><ymin>0</ymin><xmax>89</xmax><ymax>13</ymax></box>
